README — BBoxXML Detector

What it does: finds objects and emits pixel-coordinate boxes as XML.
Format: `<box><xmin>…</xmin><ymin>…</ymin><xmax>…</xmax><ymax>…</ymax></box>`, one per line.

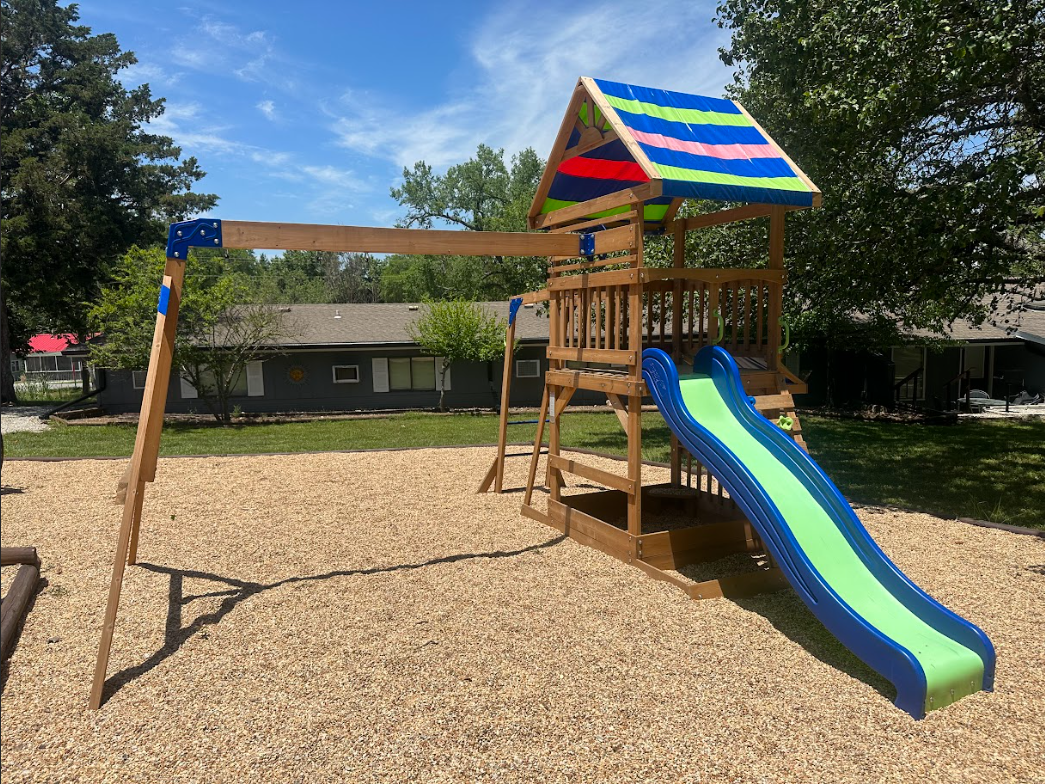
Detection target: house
<box><xmin>11</xmin><ymin>334</ymin><xmax>92</xmax><ymax>387</ymax></box>
<box><xmin>787</xmin><ymin>298</ymin><xmax>1045</xmax><ymax>409</ymax></box>
<box><xmin>96</xmin><ymin>301</ymin><xmax>602</xmax><ymax>414</ymax></box>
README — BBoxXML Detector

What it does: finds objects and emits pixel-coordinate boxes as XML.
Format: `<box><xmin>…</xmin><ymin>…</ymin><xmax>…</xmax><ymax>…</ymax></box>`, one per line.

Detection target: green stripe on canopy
<box><xmin>539</xmin><ymin>198</ymin><xmax>670</xmax><ymax>221</ymax></box>
<box><xmin>601</xmin><ymin>94</ymin><xmax>753</xmax><ymax>127</ymax></box>
<box><xmin>652</xmin><ymin>162</ymin><xmax>812</xmax><ymax>193</ymax></box>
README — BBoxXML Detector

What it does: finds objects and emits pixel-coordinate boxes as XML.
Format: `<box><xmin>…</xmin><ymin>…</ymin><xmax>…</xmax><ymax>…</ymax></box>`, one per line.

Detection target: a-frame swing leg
<box><xmin>90</xmin><ymin>256</ymin><xmax>185</xmax><ymax>709</ymax></box>
<box><xmin>523</xmin><ymin>385</ymin><xmax>551</xmax><ymax>506</ymax></box>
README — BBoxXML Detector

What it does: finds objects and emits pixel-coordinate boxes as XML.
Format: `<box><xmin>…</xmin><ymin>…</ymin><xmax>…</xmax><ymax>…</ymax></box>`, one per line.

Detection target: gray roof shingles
<box><xmin>273</xmin><ymin>302</ymin><xmax>549</xmax><ymax>347</ymax></box>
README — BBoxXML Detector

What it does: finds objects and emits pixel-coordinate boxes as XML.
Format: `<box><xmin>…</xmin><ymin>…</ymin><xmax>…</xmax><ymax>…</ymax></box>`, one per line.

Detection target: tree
<box><xmin>253</xmin><ymin>251</ymin><xmax>386</xmax><ymax>304</ymax></box>
<box><xmin>89</xmin><ymin>247</ymin><xmax>300</xmax><ymax>424</ymax></box>
<box><xmin>713</xmin><ymin>0</ymin><xmax>1045</xmax><ymax>347</ymax></box>
<box><xmin>387</xmin><ymin>145</ymin><xmax>546</xmax><ymax>301</ymax></box>
<box><xmin>407</xmin><ymin>299</ymin><xmax>509</xmax><ymax>412</ymax></box>
<box><xmin>1</xmin><ymin>0</ymin><xmax>217</xmax><ymax>402</ymax></box>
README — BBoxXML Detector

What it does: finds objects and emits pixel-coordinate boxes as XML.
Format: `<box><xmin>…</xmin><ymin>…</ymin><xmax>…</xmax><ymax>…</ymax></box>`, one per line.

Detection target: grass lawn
<box><xmin>4</xmin><ymin>411</ymin><xmax>1042</xmax><ymax>528</ymax></box>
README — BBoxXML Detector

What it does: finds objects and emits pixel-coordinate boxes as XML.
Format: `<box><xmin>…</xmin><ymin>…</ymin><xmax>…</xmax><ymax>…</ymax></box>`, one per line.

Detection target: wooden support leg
<box><xmin>548</xmin><ymin>386</ymin><xmax>562</xmax><ymax>503</ymax></box>
<box><xmin>90</xmin><ymin>476</ymin><xmax>144</xmax><ymax>709</ymax></box>
<box><xmin>91</xmin><ymin>256</ymin><xmax>184</xmax><ymax>707</ymax></box>
<box><xmin>627</xmin><ymin>393</ymin><xmax>642</xmax><ymax>541</ymax></box>
<box><xmin>670</xmin><ymin>434</ymin><xmax>682</xmax><ymax>486</ymax></box>
<box><xmin>493</xmin><ymin>318</ymin><xmax>518</xmax><ymax>494</ymax></box>
<box><xmin>524</xmin><ymin>385</ymin><xmax>551</xmax><ymax>506</ymax></box>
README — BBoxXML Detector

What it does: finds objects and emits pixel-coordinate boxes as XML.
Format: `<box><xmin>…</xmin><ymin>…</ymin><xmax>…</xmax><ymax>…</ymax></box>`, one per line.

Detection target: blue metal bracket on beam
<box><xmin>166</xmin><ymin>218</ymin><xmax>223</xmax><ymax>259</ymax></box>
<box><xmin>508</xmin><ymin>296</ymin><xmax>523</xmax><ymax>327</ymax></box>
<box><xmin>580</xmin><ymin>233</ymin><xmax>596</xmax><ymax>257</ymax></box>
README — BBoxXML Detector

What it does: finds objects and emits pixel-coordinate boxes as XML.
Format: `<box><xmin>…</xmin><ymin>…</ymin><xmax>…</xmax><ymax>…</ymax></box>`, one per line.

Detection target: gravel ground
<box><xmin>1</xmin><ymin>449</ymin><xmax>1043</xmax><ymax>784</ymax></box>
<box><xmin>0</xmin><ymin>407</ymin><xmax>51</xmax><ymax>434</ymax></box>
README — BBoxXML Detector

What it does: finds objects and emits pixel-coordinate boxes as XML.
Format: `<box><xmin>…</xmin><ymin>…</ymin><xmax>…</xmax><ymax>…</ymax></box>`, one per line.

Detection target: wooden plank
<box><xmin>0</xmin><ymin>547</ymin><xmax>40</xmax><ymax>567</ymax></box>
<box><xmin>548</xmin><ymin>268</ymin><xmax>639</xmax><ymax>291</ymax></box>
<box><xmin>547</xmin><ymin>211</ymin><xmax>636</xmax><ymax>234</ymax></box>
<box><xmin>753</xmin><ymin>392</ymin><xmax>794</xmax><ymax>413</ymax></box>
<box><xmin>734</xmin><ymin>102</ymin><xmax>822</xmax><ymax>208</ymax></box>
<box><xmin>677</xmin><ymin>203</ymin><xmax>775</xmax><ymax>231</ymax></box>
<box><xmin>592</xmin><ymin>224</ymin><xmax>636</xmax><ymax>255</ymax></box>
<box><xmin>493</xmin><ymin>317</ymin><xmax>518</xmax><ymax>494</ymax></box>
<box><xmin>687</xmin><ymin>567</ymin><xmax>790</xmax><ymax>601</ymax></box>
<box><xmin>639</xmin><ymin>268</ymin><xmax>785</xmax><ymax>285</ymax></box>
<box><xmin>221</xmin><ymin>220</ymin><xmax>580</xmax><ymax>257</ymax></box>
<box><xmin>545</xmin><ymin>369</ymin><xmax>646</xmax><ymax>396</ymax></box>
<box><xmin>517</xmin><ymin>289</ymin><xmax>549</xmax><ymax>305</ymax></box>
<box><xmin>546</xmin><ymin>346</ymin><xmax>636</xmax><ymax>365</ymax></box>
<box><xmin>548</xmin><ymin>455</ymin><xmax>636</xmax><ymax>495</ymax></box>
<box><xmin>550</xmin><ymin>255</ymin><xmax>635</xmax><ymax>274</ymax></box>
<box><xmin>632</xmin><ymin>558</ymin><xmax>702</xmax><ymax>593</ymax></box>
<box><xmin>531</xmin><ymin>182</ymin><xmax>659</xmax><ymax>230</ymax></box>
<box><xmin>547</xmin><ymin>498</ymin><xmax>633</xmax><ymax>555</ymax></box>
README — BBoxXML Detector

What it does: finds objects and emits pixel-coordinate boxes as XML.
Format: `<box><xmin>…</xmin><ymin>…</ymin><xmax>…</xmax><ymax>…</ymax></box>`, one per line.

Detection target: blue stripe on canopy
<box><xmin>594</xmin><ymin>78</ymin><xmax>742</xmax><ymax>116</ymax></box>
<box><xmin>547</xmin><ymin>171</ymin><xmax>651</xmax><ymax>203</ymax></box>
<box><xmin>661</xmin><ymin>178</ymin><xmax>815</xmax><ymax>207</ymax></box>
<box><xmin>611</xmin><ymin>108</ymin><xmax>770</xmax><ymax>147</ymax></box>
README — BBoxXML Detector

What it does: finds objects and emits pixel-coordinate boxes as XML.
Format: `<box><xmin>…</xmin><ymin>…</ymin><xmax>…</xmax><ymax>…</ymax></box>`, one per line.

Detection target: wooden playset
<box><xmin>90</xmin><ymin>77</ymin><xmax>994</xmax><ymax>719</ymax></box>
<box><xmin>89</xmin><ymin>76</ymin><xmax>815</xmax><ymax>708</ymax></box>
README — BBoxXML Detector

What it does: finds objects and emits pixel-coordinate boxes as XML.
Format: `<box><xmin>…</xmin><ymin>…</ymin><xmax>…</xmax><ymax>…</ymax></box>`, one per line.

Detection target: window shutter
<box><xmin>179</xmin><ymin>376</ymin><xmax>198</xmax><ymax>399</ymax></box>
<box><xmin>372</xmin><ymin>357</ymin><xmax>389</xmax><ymax>392</ymax></box>
<box><xmin>246</xmin><ymin>361</ymin><xmax>265</xmax><ymax>397</ymax></box>
<box><xmin>436</xmin><ymin>358</ymin><xmax>450</xmax><ymax>391</ymax></box>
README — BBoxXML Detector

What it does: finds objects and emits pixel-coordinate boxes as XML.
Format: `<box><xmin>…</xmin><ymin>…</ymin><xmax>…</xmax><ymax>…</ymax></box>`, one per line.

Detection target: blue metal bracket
<box><xmin>579</xmin><ymin>233</ymin><xmax>596</xmax><ymax>257</ymax></box>
<box><xmin>166</xmin><ymin>218</ymin><xmax>223</xmax><ymax>259</ymax></box>
<box><xmin>508</xmin><ymin>296</ymin><xmax>523</xmax><ymax>327</ymax></box>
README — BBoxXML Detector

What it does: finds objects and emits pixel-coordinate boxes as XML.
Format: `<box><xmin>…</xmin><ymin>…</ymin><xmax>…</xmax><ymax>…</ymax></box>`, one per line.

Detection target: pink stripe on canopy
<box><xmin>630</xmin><ymin>128</ymin><xmax>780</xmax><ymax>160</ymax></box>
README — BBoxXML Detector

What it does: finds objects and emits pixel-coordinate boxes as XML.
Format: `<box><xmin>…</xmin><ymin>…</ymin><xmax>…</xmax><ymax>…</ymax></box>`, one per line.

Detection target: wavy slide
<box><xmin>642</xmin><ymin>346</ymin><xmax>995</xmax><ymax>718</ymax></box>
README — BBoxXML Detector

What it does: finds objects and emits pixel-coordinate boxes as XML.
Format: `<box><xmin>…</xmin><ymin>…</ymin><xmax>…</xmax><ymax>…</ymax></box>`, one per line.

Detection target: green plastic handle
<box><xmin>711</xmin><ymin>310</ymin><xmax>725</xmax><ymax>345</ymax></box>
<box><xmin>778</xmin><ymin>317</ymin><xmax>790</xmax><ymax>353</ymax></box>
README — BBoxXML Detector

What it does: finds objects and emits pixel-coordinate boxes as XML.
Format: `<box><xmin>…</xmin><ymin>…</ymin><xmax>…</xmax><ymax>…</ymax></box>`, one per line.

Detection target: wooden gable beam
<box><xmin>220</xmin><ymin>221</ymin><xmax>582</xmax><ymax>257</ymax></box>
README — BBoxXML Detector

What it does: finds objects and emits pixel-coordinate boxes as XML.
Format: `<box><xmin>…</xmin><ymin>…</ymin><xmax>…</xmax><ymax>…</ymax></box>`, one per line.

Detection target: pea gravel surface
<box><xmin>1</xmin><ymin>449</ymin><xmax>1043</xmax><ymax>784</ymax></box>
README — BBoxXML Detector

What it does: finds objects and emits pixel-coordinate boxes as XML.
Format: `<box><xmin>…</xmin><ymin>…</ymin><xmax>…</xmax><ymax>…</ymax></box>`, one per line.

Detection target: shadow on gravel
<box><xmin>733</xmin><ymin>591</ymin><xmax>895</xmax><ymax>705</ymax></box>
<box><xmin>99</xmin><ymin>535</ymin><xmax>567</xmax><ymax>705</ymax></box>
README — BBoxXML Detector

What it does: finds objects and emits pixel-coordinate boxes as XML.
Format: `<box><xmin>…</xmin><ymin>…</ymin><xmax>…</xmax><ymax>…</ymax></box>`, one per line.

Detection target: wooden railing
<box><xmin>545</xmin><ymin>267</ymin><xmax>785</xmax><ymax>370</ymax></box>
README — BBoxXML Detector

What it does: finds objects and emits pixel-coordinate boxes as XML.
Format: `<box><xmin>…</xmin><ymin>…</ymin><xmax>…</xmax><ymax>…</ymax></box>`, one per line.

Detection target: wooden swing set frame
<box><xmin>91</xmin><ymin>77</ymin><xmax>819</xmax><ymax>709</ymax></box>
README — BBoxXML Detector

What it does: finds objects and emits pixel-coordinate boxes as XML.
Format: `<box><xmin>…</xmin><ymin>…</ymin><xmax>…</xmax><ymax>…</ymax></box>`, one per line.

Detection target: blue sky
<box><xmin>77</xmin><ymin>1</ymin><xmax>734</xmax><ymax>229</ymax></box>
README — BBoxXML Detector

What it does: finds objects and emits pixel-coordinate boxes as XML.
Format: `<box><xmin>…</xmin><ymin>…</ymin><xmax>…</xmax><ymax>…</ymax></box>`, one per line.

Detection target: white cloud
<box><xmin>257</xmin><ymin>100</ymin><xmax>277</xmax><ymax>121</ymax></box>
<box><xmin>329</xmin><ymin>0</ymin><xmax>730</xmax><ymax>169</ymax></box>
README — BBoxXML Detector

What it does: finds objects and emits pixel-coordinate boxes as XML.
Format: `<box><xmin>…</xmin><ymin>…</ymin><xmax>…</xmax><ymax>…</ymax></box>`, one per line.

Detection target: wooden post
<box><xmin>493</xmin><ymin>317</ymin><xmax>518</xmax><ymax>493</ymax></box>
<box><xmin>523</xmin><ymin>386</ymin><xmax>551</xmax><ymax>506</ymax></box>
<box><xmin>670</xmin><ymin>218</ymin><xmax>685</xmax><ymax>485</ymax></box>
<box><xmin>767</xmin><ymin>207</ymin><xmax>786</xmax><ymax>370</ymax></box>
<box><xmin>91</xmin><ymin>256</ymin><xmax>185</xmax><ymax>710</ymax></box>
<box><xmin>627</xmin><ymin>202</ymin><xmax>644</xmax><ymax>542</ymax></box>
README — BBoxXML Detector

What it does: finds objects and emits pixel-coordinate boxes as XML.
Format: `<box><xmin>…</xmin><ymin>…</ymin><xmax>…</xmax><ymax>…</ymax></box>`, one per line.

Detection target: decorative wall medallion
<box><xmin>287</xmin><ymin>365</ymin><xmax>307</xmax><ymax>384</ymax></box>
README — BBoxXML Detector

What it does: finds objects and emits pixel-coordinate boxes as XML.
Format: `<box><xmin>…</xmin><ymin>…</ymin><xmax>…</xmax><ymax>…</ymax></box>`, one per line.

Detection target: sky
<box><xmin>76</xmin><ymin>0</ymin><xmax>735</xmax><ymax>230</ymax></box>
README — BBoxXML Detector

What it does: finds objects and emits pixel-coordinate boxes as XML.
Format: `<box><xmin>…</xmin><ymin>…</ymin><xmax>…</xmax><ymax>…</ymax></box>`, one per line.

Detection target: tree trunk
<box><xmin>438</xmin><ymin>361</ymin><xmax>450</xmax><ymax>413</ymax></box>
<box><xmin>0</xmin><ymin>283</ymin><xmax>18</xmax><ymax>405</ymax></box>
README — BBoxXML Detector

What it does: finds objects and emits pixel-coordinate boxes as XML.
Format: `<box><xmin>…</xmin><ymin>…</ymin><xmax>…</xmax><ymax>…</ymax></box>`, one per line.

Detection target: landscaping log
<box><xmin>1</xmin><ymin>546</ymin><xmax>41</xmax><ymax>661</ymax></box>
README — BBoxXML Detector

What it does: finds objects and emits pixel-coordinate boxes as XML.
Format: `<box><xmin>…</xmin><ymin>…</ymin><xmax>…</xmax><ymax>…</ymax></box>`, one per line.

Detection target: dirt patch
<box><xmin>1</xmin><ymin>449</ymin><xmax>1043</xmax><ymax>783</ymax></box>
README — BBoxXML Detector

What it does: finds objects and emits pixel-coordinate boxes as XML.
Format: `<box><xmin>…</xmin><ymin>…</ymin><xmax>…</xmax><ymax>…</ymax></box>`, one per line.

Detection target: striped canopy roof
<box><xmin>531</xmin><ymin>77</ymin><xmax>820</xmax><ymax>230</ymax></box>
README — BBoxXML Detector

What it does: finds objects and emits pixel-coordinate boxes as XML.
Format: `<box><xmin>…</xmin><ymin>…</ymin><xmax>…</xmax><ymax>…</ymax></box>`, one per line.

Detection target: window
<box><xmin>332</xmin><ymin>365</ymin><xmax>360</xmax><ymax>384</ymax></box>
<box><xmin>389</xmin><ymin>356</ymin><xmax>436</xmax><ymax>391</ymax></box>
<box><xmin>132</xmin><ymin>370</ymin><xmax>148</xmax><ymax>389</ymax></box>
<box><xmin>516</xmin><ymin>359</ymin><xmax>541</xmax><ymax>378</ymax></box>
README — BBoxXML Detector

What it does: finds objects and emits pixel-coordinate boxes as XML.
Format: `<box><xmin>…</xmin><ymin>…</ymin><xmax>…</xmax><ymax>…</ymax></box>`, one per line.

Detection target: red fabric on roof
<box><xmin>28</xmin><ymin>333</ymin><xmax>77</xmax><ymax>353</ymax></box>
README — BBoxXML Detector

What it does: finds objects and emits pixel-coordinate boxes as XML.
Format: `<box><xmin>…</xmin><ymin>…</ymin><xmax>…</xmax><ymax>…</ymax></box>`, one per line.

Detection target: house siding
<box><xmin>97</xmin><ymin>344</ymin><xmax>602</xmax><ymax>415</ymax></box>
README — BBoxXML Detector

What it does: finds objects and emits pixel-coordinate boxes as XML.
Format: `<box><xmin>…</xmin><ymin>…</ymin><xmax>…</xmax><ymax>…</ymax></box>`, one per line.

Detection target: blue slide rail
<box><xmin>641</xmin><ymin>346</ymin><xmax>995</xmax><ymax>718</ymax></box>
